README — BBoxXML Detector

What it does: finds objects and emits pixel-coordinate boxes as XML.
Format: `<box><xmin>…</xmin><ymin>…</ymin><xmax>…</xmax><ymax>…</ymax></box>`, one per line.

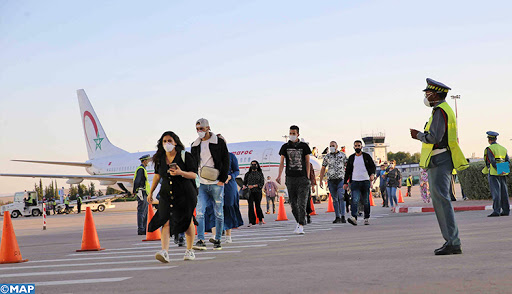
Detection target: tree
<box><xmin>97</xmin><ymin>189</ymin><xmax>104</xmax><ymax>196</ymax></box>
<box><xmin>387</xmin><ymin>151</ymin><xmax>421</xmax><ymax>165</ymax></box>
<box><xmin>88</xmin><ymin>182</ymin><xmax>96</xmax><ymax>197</ymax></box>
<box><xmin>69</xmin><ymin>185</ymin><xmax>78</xmax><ymax>197</ymax></box>
<box><xmin>106</xmin><ymin>187</ymin><xmax>123</xmax><ymax>195</ymax></box>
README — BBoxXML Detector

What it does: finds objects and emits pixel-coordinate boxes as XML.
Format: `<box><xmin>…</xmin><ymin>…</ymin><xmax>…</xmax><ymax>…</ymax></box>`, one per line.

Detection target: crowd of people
<box><xmin>129</xmin><ymin>78</ymin><xmax>510</xmax><ymax>262</ymax></box>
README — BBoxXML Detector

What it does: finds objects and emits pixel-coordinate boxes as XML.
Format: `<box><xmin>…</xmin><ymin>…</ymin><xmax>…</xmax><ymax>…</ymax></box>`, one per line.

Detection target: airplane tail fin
<box><xmin>77</xmin><ymin>89</ymin><xmax>128</xmax><ymax>160</ymax></box>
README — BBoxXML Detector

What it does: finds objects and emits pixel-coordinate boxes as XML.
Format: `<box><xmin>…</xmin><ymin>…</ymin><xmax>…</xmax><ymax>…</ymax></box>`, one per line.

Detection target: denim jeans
<box><xmin>387</xmin><ymin>187</ymin><xmax>397</xmax><ymax>207</ymax></box>
<box><xmin>350</xmin><ymin>180</ymin><xmax>370</xmax><ymax>219</ymax></box>
<box><xmin>328</xmin><ymin>179</ymin><xmax>345</xmax><ymax>218</ymax></box>
<box><xmin>196</xmin><ymin>184</ymin><xmax>224</xmax><ymax>241</ymax></box>
<box><xmin>137</xmin><ymin>193</ymin><xmax>148</xmax><ymax>233</ymax></box>
<box><xmin>266</xmin><ymin>196</ymin><xmax>276</xmax><ymax>213</ymax></box>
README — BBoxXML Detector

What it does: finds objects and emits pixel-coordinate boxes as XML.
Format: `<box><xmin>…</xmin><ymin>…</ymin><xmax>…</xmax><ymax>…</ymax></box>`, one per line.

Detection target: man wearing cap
<box><xmin>134</xmin><ymin>154</ymin><xmax>151</xmax><ymax>235</ymax></box>
<box><xmin>483</xmin><ymin>131</ymin><xmax>510</xmax><ymax>217</ymax></box>
<box><xmin>410</xmin><ymin>78</ymin><xmax>468</xmax><ymax>255</ymax></box>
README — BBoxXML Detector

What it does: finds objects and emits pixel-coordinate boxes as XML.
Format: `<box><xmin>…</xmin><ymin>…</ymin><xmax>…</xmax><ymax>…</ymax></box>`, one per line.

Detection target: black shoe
<box><xmin>435</xmin><ymin>244</ymin><xmax>462</xmax><ymax>255</ymax></box>
<box><xmin>193</xmin><ymin>240</ymin><xmax>207</xmax><ymax>250</ymax></box>
<box><xmin>332</xmin><ymin>217</ymin><xmax>340</xmax><ymax>224</ymax></box>
<box><xmin>347</xmin><ymin>217</ymin><xmax>357</xmax><ymax>226</ymax></box>
<box><xmin>138</xmin><ymin>231</ymin><xmax>145</xmax><ymax>236</ymax></box>
<box><xmin>307</xmin><ymin>215</ymin><xmax>311</xmax><ymax>224</ymax></box>
<box><xmin>488</xmin><ymin>213</ymin><xmax>500</xmax><ymax>217</ymax></box>
<box><xmin>500</xmin><ymin>212</ymin><xmax>510</xmax><ymax>216</ymax></box>
<box><xmin>209</xmin><ymin>238</ymin><xmax>222</xmax><ymax>250</ymax></box>
<box><xmin>173</xmin><ymin>235</ymin><xmax>179</xmax><ymax>244</ymax></box>
<box><xmin>178</xmin><ymin>237</ymin><xmax>185</xmax><ymax>247</ymax></box>
<box><xmin>341</xmin><ymin>216</ymin><xmax>346</xmax><ymax>223</ymax></box>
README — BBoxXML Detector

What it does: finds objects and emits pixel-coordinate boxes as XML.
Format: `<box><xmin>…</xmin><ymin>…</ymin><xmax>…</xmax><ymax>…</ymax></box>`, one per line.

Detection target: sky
<box><xmin>1</xmin><ymin>0</ymin><xmax>511</xmax><ymax>194</ymax></box>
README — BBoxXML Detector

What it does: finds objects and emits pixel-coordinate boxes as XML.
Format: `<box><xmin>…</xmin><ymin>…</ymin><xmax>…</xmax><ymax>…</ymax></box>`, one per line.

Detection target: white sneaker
<box><xmin>364</xmin><ymin>218</ymin><xmax>369</xmax><ymax>225</ymax></box>
<box><xmin>297</xmin><ymin>225</ymin><xmax>305</xmax><ymax>235</ymax></box>
<box><xmin>155</xmin><ymin>250</ymin><xmax>170</xmax><ymax>263</ymax></box>
<box><xmin>225</xmin><ymin>236</ymin><xmax>233</xmax><ymax>243</ymax></box>
<box><xmin>293</xmin><ymin>224</ymin><xmax>300</xmax><ymax>234</ymax></box>
<box><xmin>183</xmin><ymin>249</ymin><xmax>195</xmax><ymax>261</ymax></box>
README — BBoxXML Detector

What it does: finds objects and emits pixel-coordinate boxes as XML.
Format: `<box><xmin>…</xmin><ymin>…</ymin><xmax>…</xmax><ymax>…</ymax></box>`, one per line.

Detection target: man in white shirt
<box><xmin>343</xmin><ymin>140</ymin><xmax>376</xmax><ymax>226</ymax></box>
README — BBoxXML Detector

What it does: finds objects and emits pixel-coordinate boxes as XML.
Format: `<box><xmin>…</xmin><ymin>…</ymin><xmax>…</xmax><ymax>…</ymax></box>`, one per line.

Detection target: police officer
<box><xmin>76</xmin><ymin>195</ymin><xmax>83</xmax><ymax>214</ymax></box>
<box><xmin>406</xmin><ymin>175</ymin><xmax>413</xmax><ymax>197</ymax></box>
<box><xmin>483</xmin><ymin>131</ymin><xmax>510</xmax><ymax>217</ymax></box>
<box><xmin>134</xmin><ymin>154</ymin><xmax>151</xmax><ymax>235</ymax></box>
<box><xmin>410</xmin><ymin>78</ymin><xmax>468</xmax><ymax>255</ymax></box>
<box><xmin>64</xmin><ymin>195</ymin><xmax>70</xmax><ymax>213</ymax></box>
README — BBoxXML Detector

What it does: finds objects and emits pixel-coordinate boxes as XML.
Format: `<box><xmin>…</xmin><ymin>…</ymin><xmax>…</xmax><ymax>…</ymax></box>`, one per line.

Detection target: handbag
<box><xmin>239</xmin><ymin>188</ymin><xmax>250</xmax><ymax>200</ymax></box>
<box><xmin>200</xmin><ymin>166</ymin><xmax>220</xmax><ymax>181</ymax></box>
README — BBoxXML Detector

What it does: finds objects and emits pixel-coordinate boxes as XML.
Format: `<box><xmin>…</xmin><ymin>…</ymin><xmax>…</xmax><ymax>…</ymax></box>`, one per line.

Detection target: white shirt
<box><xmin>352</xmin><ymin>155</ymin><xmax>370</xmax><ymax>181</ymax></box>
<box><xmin>199</xmin><ymin>136</ymin><xmax>219</xmax><ymax>185</ymax></box>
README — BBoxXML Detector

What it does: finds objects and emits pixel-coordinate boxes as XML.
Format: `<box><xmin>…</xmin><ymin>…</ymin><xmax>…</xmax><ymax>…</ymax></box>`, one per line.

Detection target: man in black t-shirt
<box><xmin>277</xmin><ymin>125</ymin><xmax>311</xmax><ymax>234</ymax></box>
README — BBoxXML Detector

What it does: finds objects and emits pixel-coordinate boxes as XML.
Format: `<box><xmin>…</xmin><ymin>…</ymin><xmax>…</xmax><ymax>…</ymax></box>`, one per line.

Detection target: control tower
<box><xmin>361</xmin><ymin>132</ymin><xmax>388</xmax><ymax>164</ymax></box>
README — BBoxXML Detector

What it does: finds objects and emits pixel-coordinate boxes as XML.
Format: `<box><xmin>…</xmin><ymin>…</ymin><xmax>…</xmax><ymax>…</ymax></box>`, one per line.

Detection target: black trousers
<box><xmin>306</xmin><ymin>190</ymin><xmax>312</xmax><ymax>215</ymax></box>
<box><xmin>380</xmin><ymin>186</ymin><xmax>387</xmax><ymax>206</ymax></box>
<box><xmin>248</xmin><ymin>190</ymin><xmax>264</xmax><ymax>225</ymax></box>
<box><xmin>77</xmin><ymin>203</ymin><xmax>81</xmax><ymax>213</ymax></box>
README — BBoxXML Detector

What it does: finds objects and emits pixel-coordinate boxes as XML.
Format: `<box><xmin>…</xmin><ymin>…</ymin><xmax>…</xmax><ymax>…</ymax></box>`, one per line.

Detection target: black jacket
<box><xmin>344</xmin><ymin>152</ymin><xmax>376</xmax><ymax>185</ymax></box>
<box><xmin>190</xmin><ymin>133</ymin><xmax>230</xmax><ymax>183</ymax></box>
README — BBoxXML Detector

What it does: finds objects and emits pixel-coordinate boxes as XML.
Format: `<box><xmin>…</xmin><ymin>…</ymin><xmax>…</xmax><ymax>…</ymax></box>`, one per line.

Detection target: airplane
<box><xmin>1</xmin><ymin>90</ymin><xmax>324</xmax><ymax>195</ymax></box>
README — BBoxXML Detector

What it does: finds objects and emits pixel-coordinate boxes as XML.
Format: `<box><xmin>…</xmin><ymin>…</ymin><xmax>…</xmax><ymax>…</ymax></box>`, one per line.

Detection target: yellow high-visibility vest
<box><xmin>134</xmin><ymin>165</ymin><xmax>150</xmax><ymax>192</ymax></box>
<box><xmin>419</xmin><ymin>102</ymin><xmax>468</xmax><ymax>171</ymax></box>
<box><xmin>482</xmin><ymin>143</ymin><xmax>509</xmax><ymax>176</ymax></box>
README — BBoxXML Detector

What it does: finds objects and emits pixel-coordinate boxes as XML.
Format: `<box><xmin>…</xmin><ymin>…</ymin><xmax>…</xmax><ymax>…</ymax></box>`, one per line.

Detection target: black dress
<box><xmin>148</xmin><ymin>151</ymin><xmax>198</xmax><ymax>237</ymax></box>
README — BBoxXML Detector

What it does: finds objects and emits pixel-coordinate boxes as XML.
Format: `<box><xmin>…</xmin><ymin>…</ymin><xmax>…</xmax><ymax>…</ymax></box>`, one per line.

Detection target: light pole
<box><xmin>451</xmin><ymin>95</ymin><xmax>461</xmax><ymax>141</ymax></box>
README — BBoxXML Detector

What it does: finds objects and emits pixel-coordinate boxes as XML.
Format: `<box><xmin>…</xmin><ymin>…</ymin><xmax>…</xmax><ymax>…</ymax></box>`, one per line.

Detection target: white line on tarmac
<box><xmin>0</xmin><ymin>266</ymin><xmax>177</xmax><ymax>278</ymax></box>
<box><xmin>105</xmin><ymin>244</ymin><xmax>268</xmax><ymax>253</ymax></box>
<box><xmin>0</xmin><ymin>257</ymin><xmax>216</xmax><ymax>271</ymax></box>
<box><xmin>34</xmin><ymin>277</ymin><xmax>132</xmax><ymax>286</ymax></box>
<box><xmin>32</xmin><ymin>251</ymin><xmax>241</xmax><ymax>262</ymax></box>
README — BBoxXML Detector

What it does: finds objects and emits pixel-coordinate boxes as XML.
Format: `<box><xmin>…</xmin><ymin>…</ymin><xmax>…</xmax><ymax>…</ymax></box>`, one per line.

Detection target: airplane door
<box><xmin>262</xmin><ymin>149</ymin><xmax>272</xmax><ymax>171</ymax></box>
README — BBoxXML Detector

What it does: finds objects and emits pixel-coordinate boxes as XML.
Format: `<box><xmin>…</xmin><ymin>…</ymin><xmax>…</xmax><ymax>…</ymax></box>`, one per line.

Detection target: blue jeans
<box><xmin>328</xmin><ymin>179</ymin><xmax>345</xmax><ymax>218</ymax></box>
<box><xmin>350</xmin><ymin>180</ymin><xmax>371</xmax><ymax>219</ymax></box>
<box><xmin>196</xmin><ymin>184</ymin><xmax>224</xmax><ymax>241</ymax></box>
<box><xmin>387</xmin><ymin>187</ymin><xmax>398</xmax><ymax>207</ymax></box>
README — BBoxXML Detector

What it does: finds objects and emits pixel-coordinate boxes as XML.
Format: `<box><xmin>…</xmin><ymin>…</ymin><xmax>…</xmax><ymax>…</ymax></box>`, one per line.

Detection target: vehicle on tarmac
<box><xmin>73</xmin><ymin>195</ymin><xmax>117</xmax><ymax>213</ymax></box>
<box><xmin>0</xmin><ymin>191</ymin><xmax>43</xmax><ymax>218</ymax></box>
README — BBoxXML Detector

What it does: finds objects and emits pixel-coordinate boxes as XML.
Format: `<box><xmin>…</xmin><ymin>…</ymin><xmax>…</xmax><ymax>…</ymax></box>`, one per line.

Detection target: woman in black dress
<box><xmin>147</xmin><ymin>131</ymin><xmax>198</xmax><ymax>263</ymax></box>
<box><xmin>243</xmin><ymin>160</ymin><xmax>265</xmax><ymax>226</ymax></box>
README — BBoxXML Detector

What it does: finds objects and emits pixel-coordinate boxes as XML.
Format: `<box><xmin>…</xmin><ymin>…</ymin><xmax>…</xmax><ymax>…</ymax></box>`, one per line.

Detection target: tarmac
<box><xmin>1</xmin><ymin>185</ymin><xmax>512</xmax><ymax>294</ymax></box>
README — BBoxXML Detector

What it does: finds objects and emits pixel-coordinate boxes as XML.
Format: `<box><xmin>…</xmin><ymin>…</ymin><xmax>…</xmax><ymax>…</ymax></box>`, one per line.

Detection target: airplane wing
<box><xmin>11</xmin><ymin>160</ymin><xmax>92</xmax><ymax>167</ymax></box>
<box><xmin>0</xmin><ymin>173</ymin><xmax>132</xmax><ymax>182</ymax></box>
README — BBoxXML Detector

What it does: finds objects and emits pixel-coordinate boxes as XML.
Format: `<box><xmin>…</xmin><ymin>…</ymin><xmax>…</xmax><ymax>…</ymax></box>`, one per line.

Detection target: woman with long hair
<box><xmin>243</xmin><ymin>160</ymin><xmax>265</xmax><ymax>226</ymax></box>
<box><xmin>147</xmin><ymin>131</ymin><xmax>198</xmax><ymax>262</ymax></box>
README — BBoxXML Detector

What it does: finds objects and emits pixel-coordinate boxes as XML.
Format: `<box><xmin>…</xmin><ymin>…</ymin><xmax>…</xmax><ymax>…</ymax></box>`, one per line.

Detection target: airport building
<box><xmin>362</xmin><ymin>132</ymin><xmax>388</xmax><ymax>165</ymax></box>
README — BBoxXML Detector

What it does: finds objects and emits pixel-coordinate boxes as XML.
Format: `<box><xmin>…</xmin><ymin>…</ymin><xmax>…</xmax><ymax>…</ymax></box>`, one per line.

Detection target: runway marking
<box><xmin>0</xmin><ymin>266</ymin><xmax>177</xmax><ymax>278</ymax></box>
<box><xmin>33</xmin><ymin>277</ymin><xmax>132</xmax><ymax>286</ymax></box>
<box><xmin>106</xmin><ymin>244</ymin><xmax>268</xmax><ymax>253</ymax></box>
<box><xmin>0</xmin><ymin>257</ymin><xmax>216</xmax><ymax>271</ymax></box>
<box><xmin>34</xmin><ymin>251</ymin><xmax>241</xmax><ymax>261</ymax></box>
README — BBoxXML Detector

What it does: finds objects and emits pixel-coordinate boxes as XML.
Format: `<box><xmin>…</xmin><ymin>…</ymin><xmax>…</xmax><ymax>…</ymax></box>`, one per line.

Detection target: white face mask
<box><xmin>164</xmin><ymin>143</ymin><xmax>175</xmax><ymax>152</ymax></box>
<box><xmin>423</xmin><ymin>97</ymin><xmax>432</xmax><ymax>107</ymax></box>
<box><xmin>289</xmin><ymin>135</ymin><xmax>298</xmax><ymax>142</ymax></box>
<box><xmin>329</xmin><ymin>147</ymin><xmax>336</xmax><ymax>153</ymax></box>
<box><xmin>198</xmin><ymin>131</ymin><xmax>207</xmax><ymax>139</ymax></box>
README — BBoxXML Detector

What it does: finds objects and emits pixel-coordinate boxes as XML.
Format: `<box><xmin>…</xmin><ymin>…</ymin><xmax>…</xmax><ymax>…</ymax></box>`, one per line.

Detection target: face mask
<box><xmin>354</xmin><ymin>148</ymin><xmax>362</xmax><ymax>154</ymax></box>
<box><xmin>164</xmin><ymin>143</ymin><xmax>175</xmax><ymax>152</ymax></box>
<box><xmin>423</xmin><ymin>97</ymin><xmax>432</xmax><ymax>107</ymax></box>
<box><xmin>198</xmin><ymin>131</ymin><xmax>206</xmax><ymax>139</ymax></box>
<box><xmin>251</xmin><ymin>165</ymin><xmax>257</xmax><ymax>170</ymax></box>
<box><xmin>289</xmin><ymin>135</ymin><xmax>297</xmax><ymax>142</ymax></box>
<box><xmin>329</xmin><ymin>147</ymin><xmax>336</xmax><ymax>153</ymax></box>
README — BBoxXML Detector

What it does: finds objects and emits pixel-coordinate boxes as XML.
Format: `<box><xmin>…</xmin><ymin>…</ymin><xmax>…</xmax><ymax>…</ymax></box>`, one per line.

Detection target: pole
<box><xmin>451</xmin><ymin>95</ymin><xmax>461</xmax><ymax>142</ymax></box>
<box><xmin>42</xmin><ymin>202</ymin><xmax>47</xmax><ymax>230</ymax></box>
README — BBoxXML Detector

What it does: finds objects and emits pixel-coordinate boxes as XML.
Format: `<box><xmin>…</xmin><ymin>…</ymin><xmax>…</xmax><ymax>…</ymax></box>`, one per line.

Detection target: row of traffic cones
<box><xmin>1</xmin><ymin>203</ymin><xmax>164</xmax><ymax>263</ymax></box>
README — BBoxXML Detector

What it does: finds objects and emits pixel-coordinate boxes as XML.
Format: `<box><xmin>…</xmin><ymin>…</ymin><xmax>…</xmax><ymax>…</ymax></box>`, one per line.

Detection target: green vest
<box><xmin>406</xmin><ymin>177</ymin><xmax>412</xmax><ymax>186</ymax></box>
<box><xmin>134</xmin><ymin>165</ymin><xmax>150</xmax><ymax>192</ymax></box>
<box><xmin>419</xmin><ymin>102</ymin><xmax>469</xmax><ymax>171</ymax></box>
<box><xmin>482</xmin><ymin>143</ymin><xmax>509</xmax><ymax>176</ymax></box>
<box><xmin>64</xmin><ymin>197</ymin><xmax>69</xmax><ymax>205</ymax></box>
<box><xmin>77</xmin><ymin>196</ymin><xmax>82</xmax><ymax>204</ymax></box>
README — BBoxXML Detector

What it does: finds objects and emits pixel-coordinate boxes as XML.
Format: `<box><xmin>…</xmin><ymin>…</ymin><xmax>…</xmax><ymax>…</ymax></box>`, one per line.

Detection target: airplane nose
<box><xmin>310</xmin><ymin>157</ymin><xmax>322</xmax><ymax>172</ymax></box>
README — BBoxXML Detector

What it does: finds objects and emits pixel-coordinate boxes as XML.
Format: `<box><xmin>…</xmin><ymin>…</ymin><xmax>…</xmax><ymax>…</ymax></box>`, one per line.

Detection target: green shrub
<box><xmin>458</xmin><ymin>161</ymin><xmax>512</xmax><ymax>200</ymax></box>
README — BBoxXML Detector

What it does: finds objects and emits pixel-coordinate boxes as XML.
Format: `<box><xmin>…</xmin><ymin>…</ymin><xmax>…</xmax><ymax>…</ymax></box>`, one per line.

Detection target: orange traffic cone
<box><xmin>310</xmin><ymin>197</ymin><xmax>317</xmax><ymax>215</ymax></box>
<box><xmin>275</xmin><ymin>196</ymin><xmax>289</xmax><ymax>221</ymax></box>
<box><xmin>326</xmin><ymin>193</ymin><xmax>335</xmax><ymax>213</ymax></box>
<box><xmin>369</xmin><ymin>191</ymin><xmax>375</xmax><ymax>206</ymax></box>
<box><xmin>398</xmin><ymin>189</ymin><xmax>404</xmax><ymax>203</ymax></box>
<box><xmin>0</xmin><ymin>213</ymin><xmax>28</xmax><ymax>264</ymax></box>
<box><xmin>255</xmin><ymin>207</ymin><xmax>259</xmax><ymax>224</ymax></box>
<box><xmin>77</xmin><ymin>207</ymin><xmax>104</xmax><ymax>252</ymax></box>
<box><xmin>143</xmin><ymin>204</ymin><xmax>161</xmax><ymax>242</ymax></box>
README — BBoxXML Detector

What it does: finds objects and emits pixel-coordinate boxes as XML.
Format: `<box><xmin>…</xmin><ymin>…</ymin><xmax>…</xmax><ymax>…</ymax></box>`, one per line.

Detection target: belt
<box><xmin>432</xmin><ymin>148</ymin><xmax>447</xmax><ymax>156</ymax></box>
